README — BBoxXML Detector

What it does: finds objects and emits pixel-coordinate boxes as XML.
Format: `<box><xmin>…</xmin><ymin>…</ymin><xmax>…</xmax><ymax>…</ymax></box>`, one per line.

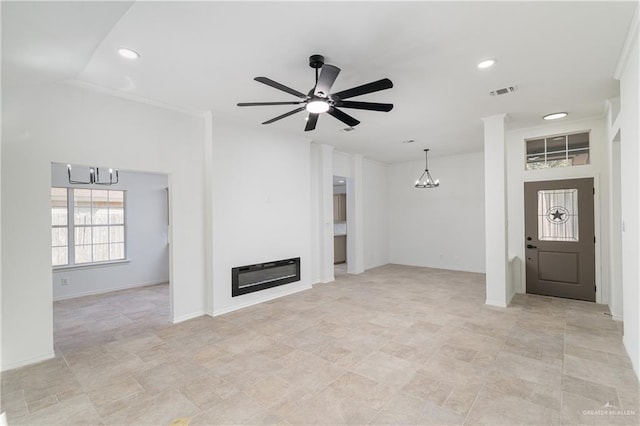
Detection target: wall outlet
<box><xmin>61</xmin><ymin>277</ymin><xmax>69</xmax><ymax>286</ymax></box>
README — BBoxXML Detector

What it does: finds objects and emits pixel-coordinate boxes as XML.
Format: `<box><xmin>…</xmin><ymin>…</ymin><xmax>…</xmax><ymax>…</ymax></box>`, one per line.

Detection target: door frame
<box><xmin>521</xmin><ymin>173</ymin><xmax>603</xmax><ymax>304</ymax></box>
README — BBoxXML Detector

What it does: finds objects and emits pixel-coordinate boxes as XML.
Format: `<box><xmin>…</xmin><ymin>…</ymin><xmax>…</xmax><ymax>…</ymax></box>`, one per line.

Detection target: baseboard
<box><xmin>53</xmin><ymin>280</ymin><xmax>169</xmax><ymax>301</ymax></box>
<box><xmin>485</xmin><ymin>298</ymin><xmax>508</xmax><ymax>308</ymax></box>
<box><xmin>612</xmin><ymin>314</ymin><xmax>624</xmax><ymax>322</ymax></box>
<box><xmin>1</xmin><ymin>351</ymin><xmax>55</xmax><ymax>372</ymax></box>
<box><xmin>212</xmin><ymin>283</ymin><xmax>312</xmax><ymax>317</ymax></box>
<box><xmin>172</xmin><ymin>310</ymin><xmax>206</xmax><ymax>324</ymax></box>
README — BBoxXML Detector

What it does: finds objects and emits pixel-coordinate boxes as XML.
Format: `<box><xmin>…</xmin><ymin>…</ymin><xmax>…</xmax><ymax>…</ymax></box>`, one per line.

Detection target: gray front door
<box><xmin>524</xmin><ymin>178</ymin><xmax>595</xmax><ymax>302</ymax></box>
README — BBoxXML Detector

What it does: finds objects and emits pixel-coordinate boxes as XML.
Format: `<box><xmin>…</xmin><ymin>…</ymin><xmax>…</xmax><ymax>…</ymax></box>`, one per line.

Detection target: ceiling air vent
<box><xmin>490</xmin><ymin>86</ymin><xmax>517</xmax><ymax>96</ymax></box>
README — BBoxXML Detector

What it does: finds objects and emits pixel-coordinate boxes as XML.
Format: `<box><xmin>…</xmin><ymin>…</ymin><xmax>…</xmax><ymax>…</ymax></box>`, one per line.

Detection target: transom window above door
<box><xmin>525</xmin><ymin>131</ymin><xmax>590</xmax><ymax>170</ymax></box>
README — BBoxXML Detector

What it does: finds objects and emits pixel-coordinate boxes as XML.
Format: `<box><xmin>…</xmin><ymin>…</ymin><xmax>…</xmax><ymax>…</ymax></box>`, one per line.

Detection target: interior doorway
<box><xmin>524</xmin><ymin>178</ymin><xmax>596</xmax><ymax>301</ymax></box>
<box><xmin>50</xmin><ymin>162</ymin><xmax>171</xmax><ymax>351</ymax></box>
<box><xmin>333</xmin><ymin>175</ymin><xmax>348</xmax><ymax>276</ymax></box>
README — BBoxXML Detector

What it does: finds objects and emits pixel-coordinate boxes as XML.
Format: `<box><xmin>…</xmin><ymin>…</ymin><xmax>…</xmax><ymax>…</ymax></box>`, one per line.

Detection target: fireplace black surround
<box><xmin>232</xmin><ymin>257</ymin><xmax>300</xmax><ymax>297</ymax></box>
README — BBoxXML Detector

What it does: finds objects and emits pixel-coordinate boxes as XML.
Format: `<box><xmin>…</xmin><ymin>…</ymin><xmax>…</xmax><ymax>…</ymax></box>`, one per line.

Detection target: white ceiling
<box><xmin>2</xmin><ymin>1</ymin><xmax>636</xmax><ymax>163</ymax></box>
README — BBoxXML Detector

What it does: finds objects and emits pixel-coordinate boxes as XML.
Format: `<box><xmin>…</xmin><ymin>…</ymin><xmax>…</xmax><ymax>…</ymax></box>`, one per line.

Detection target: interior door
<box><xmin>524</xmin><ymin>178</ymin><xmax>595</xmax><ymax>302</ymax></box>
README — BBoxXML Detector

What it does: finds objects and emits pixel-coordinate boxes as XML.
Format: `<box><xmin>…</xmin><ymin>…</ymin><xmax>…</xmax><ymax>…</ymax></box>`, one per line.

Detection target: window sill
<box><xmin>53</xmin><ymin>259</ymin><xmax>130</xmax><ymax>271</ymax></box>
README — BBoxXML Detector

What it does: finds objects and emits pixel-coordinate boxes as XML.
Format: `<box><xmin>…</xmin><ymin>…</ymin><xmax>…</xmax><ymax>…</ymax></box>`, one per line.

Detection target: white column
<box><xmin>347</xmin><ymin>154</ymin><xmax>365</xmax><ymax>274</ymax></box>
<box><xmin>203</xmin><ymin>111</ymin><xmax>214</xmax><ymax>316</ymax></box>
<box><xmin>309</xmin><ymin>144</ymin><xmax>321</xmax><ymax>284</ymax></box>
<box><xmin>483</xmin><ymin>113</ymin><xmax>509</xmax><ymax>307</ymax></box>
<box><xmin>319</xmin><ymin>144</ymin><xmax>335</xmax><ymax>283</ymax></box>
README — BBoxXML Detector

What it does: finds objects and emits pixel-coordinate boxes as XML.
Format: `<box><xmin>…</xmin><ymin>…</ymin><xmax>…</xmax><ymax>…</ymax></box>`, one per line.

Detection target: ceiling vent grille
<box><xmin>490</xmin><ymin>86</ymin><xmax>517</xmax><ymax>96</ymax></box>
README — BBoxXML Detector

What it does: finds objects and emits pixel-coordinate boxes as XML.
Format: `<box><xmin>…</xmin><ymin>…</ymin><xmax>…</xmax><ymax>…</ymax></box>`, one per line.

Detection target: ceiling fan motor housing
<box><xmin>309</xmin><ymin>54</ymin><xmax>325</xmax><ymax>69</ymax></box>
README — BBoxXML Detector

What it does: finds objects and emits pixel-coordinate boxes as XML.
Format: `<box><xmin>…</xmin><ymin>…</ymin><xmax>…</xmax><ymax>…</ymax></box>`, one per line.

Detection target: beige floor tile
<box><xmin>422</xmin><ymin>354</ymin><xmax>487</xmax><ymax>387</ymax></box>
<box><xmin>466</xmin><ymin>385</ymin><xmax>561</xmax><ymax>425</ymax></box>
<box><xmin>442</xmin><ymin>382</ymin><xmax>483</xmax><ymax>416</ymax></box>
<box><xmin>191</xmin><ymin>392</ymin><xmax>277</xmax><ymax>425</ymax></box>
<box><xmin>563</xmin><ymin>354</ymin><xmax>638</xmax><ymax>392</ymax></box>
<box><xmin>1</xmin><ymin>269</ymin><xmax>637</xmax><ymax>425</ymax></box>
<box><xmin>562</xmin><ymin>390</ymin><xmax>639</xmax><ymax>425</ymax></box>
<box><xmin>369</xmin><ymin>392</ymin><xmax>425</xmax><ymax>425</ymax></box>
<box><xmin>101</xmin><ymin>389</ymin><xmax>200</xmax><ymax>425</ymax></box>
<box><xmin>617</xmin><ymin>388</ymin><xmax>640</xmax><ymax>409</ymax></box>
<box><xmin>11</xmin><ymin>395</ymin><xmax>101</xmax><ymax>426</ymax></box>
<box><xmin>484</xmin><ymin>370</ymin><xmax>561</xmax><ymax>411</ymax></box>
<box><xmin>274</xmin><ymin>353</ymin><xmax>346</xmax><ymax>394</ymax></box>
<box><xmin>177</xmin><ymin>374</ymin><xmax>237</xmax><ymax>411</ymax></box>
<box><xmin>244</xmin><ymin>373</ymin><xmax>297</xmax><ymax>409</ymax></box>
<box><xmin>328</xmin><ymin>371</ymin><xmax>392</xmax><ymax>411</ymax></box>
<box><xmin>565</xmin><ymin>343</ymin><xmax>611</xmax><ymax>363</ymax></box>
<box><xmin>0</xmin><ymin>389</ymin><xmax>29</xmax><ymax>420</ymax></box>
<box><xmin>26</xmin><ymin>394</ymin><xmax>59</xmax><ymax>414</ymax></box>
<box><xmin>416</xmin><ymin>399</ymin><xmax>466</xmax><ymax>425</ymax></box>
<box><xmin>492</xmin><ymin>350</ymin><xmax>563</xmax><ymax>388</ymax></box>
<box><xmin>563</xmin><ymin>375</ymin><xmax>620</xmax><ymax>407</ymax></box>
<box><xmin>352</xmin><ymin>350</ymin><xmax>419</xmax><ymax>391</ymax></box>
<box><xmin>272</xmin><ymin>384</ymin><xmax>378</xmax><ymax>425</ymax></box>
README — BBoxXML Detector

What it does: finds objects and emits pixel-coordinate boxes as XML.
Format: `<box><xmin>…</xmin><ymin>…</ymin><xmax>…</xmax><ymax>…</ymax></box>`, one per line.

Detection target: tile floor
<box><xmin>1</xmin><ymin>264</ymin><xmax>638</xmax><ymax>425</ymax></box>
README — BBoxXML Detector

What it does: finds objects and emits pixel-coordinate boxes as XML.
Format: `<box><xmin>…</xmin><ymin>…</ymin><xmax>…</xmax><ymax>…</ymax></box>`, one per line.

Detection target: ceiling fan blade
<box><xmin>254</xmin><ymin>77</ymin><xmax>306</xmax><ymax>98</ymax></box>
<box><xmin>238</xmin><ymin>101</ymin><xmax>305</xmax><ymax>107</ymax></box>
<box><xmin>314</xmin><ymin>65</ymin><xmax>340</xmax><ymax>97</ymax></box>
<box><xmin>305</xmin><ymin>113</ymin><xmax>319</xmax><ymax>131</ymax></box>
<box><xmin>262</xmin><ymin>107</ymin><xmax>306</xmax><ymax>124</ymax></box>
<box><xmin>331</xmin><ymin>78</ymin><xmax>393</xmax><ymax>100</ymax></box>
<box><xmin>328</xmin><ymin>107</ymin><xmax>360</xmax><ymax>127</ymax></box>
<box><xmin>337</xmin><ymin>101</ymin><xmax>394</xmax><ymax>112</ymax></box>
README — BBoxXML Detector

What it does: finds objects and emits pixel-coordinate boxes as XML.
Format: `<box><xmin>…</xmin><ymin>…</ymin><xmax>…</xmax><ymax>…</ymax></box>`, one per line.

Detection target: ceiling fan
<box><xmin>237</xmin><ymin>54</ymin><xmax>394</xmax><ymax>131</ymax></box>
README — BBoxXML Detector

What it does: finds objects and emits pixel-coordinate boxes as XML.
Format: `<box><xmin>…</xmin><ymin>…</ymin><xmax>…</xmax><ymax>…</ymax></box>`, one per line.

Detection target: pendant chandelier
<box><xmin>67</xmin><ymin>164</ymin><xmax>119</xmax><ymax>186</ymax></box>
<box><xmin>414</xmin><ymin>149</ymin><xmax>440</xmax><ymax>188</ymax></box>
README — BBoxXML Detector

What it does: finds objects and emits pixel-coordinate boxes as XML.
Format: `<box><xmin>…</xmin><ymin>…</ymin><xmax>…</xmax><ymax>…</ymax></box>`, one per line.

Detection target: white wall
<box><xmin>1</xmin><ymin>83</ymin><xmax>207</xmax><ymax>371</ymax></box>
<box><xmin>50</xmin><ymin>164</ymin><xmax>169</xmax><ymax>300</ymax></box>
<box><xmin>333</xmin><ymin>151</ymin><xmax>353</xmax><ymax>178</ymax></box>
<box><xmin>388</xmin><ymin>152</ymin><xmax>485</xmax><ymax>273</ymax></box>
<box><xmin>608</xmin><ymin>137</ymin><xmax>622</xmax><ymax>320</ymax></box>
<box><xmin>329</xmin><ymin>150</ymin><xmax>389</xmax><ymax>273</ymax></box>
<box><xmin>210</xmin><ymin>119</ymin><xmax>312</xmax><ymax>315</ymax></box>
<box><xmin>616</xmin><ymin>13</ymin><xmax>640</xmax><ymax>377</ymax></box>
<box><xmin>483</xmin><ymin>114</ymin><xmax>510</xmax><ymax>307</ymax></box>
<box><xmin>506</xmin><ymin>117</ymin><xmax>610</xmax><ymax>305</ymax></box>
<box><xmin>363</xmin><ymin>159</ymin><xmax>389</xmax><ymax>270</ymax></box>
<box><xmin>310</xmin><ymin>144</ymin><xmax>335</xmax><ymax>284</ymax></box>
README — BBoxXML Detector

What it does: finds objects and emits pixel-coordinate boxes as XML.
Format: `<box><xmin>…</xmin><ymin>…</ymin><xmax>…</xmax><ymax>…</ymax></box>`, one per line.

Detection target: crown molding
<box><xmin>614</xmin><ymin>3</ymin><xmax>639</xmax><ymax>80</ymax></box>
<box><xmin>63</xmin><ymin>78</ymin><xmax>207</xmax><ymax>118</ymax></box>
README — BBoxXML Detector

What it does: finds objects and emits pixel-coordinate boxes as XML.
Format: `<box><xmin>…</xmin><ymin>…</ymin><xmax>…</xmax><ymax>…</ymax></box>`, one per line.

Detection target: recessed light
<box><xmin>338</xmin><ymin>180</ymin><xmax>345</xmax><ymax>184</ymax></box>
<box><xmin>543</xmin><ymin>112</ymin><xmax>568</xmax><ymax>120</ymax></box>
<box><xmin>118</xmin><ymin>47</ymin><xmax>140</xmax><ymax>60</ymax></box>
<box><xmin>477</xmin><ymin>59</ymin><xmax>496</xmax><ymax>69</ymax></box>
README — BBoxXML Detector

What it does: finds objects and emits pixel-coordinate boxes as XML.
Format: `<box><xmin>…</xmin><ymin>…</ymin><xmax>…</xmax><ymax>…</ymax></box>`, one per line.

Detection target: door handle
<box><xmin>527</xmin><ymin>244</ymin><xmax>537</xmax><ymax>249</ymax></box>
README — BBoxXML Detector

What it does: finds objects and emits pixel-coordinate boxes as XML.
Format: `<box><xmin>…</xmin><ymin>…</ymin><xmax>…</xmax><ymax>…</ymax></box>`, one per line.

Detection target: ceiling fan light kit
<box><xmin>306</xmin><ymin>100</ymin><xmax>330</xmax><ymax>114</ymax></box>
<box><xmin>237</xmin><ymin>54</ymin><xmax>394</xmax><ymax>131</ymax></box>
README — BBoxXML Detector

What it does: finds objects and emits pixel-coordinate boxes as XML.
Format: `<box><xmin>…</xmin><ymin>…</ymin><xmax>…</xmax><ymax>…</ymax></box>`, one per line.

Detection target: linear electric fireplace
<box><xmin>232</xmin><ymin>257</ymin><xmax>300</xmax><ymax>297</ymax></box>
